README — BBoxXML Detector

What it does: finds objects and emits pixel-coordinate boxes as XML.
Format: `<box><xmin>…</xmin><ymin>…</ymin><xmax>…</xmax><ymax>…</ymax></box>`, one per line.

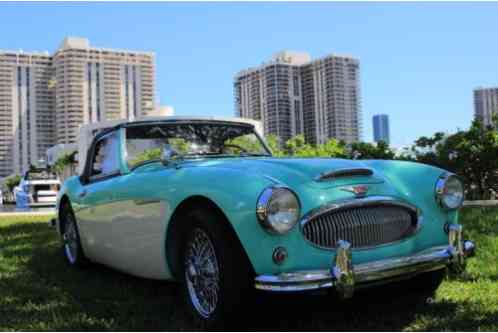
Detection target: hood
<box><xmin>186</xmin><ymin>157</ymin><xmax>385</xmax><ymax>189</ymax></box>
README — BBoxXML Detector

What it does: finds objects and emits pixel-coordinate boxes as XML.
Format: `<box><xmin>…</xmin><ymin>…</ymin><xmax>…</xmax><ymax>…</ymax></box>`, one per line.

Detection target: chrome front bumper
<box><xmin>255</xmin><ymin>224</ymin><xmax>475</xmax><ymax>297</ymax></box>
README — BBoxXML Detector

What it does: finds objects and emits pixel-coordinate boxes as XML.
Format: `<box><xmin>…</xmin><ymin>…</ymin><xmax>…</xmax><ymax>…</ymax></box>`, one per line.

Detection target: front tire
<box><xmin>179</xmin><ymin>208</ymin><xmax>252</xmax><ymax>328</ymax></box>
<box><xmin>60</xmin><ymin>202</ymin><xmax>87</xmax><ymax>267</ymax></box>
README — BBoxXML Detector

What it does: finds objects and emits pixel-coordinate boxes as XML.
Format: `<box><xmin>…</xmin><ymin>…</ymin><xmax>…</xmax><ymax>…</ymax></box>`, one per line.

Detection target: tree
<box><xmin>409</xmin><ymin>132</ymin><xmax>446</xmax><ymax>167</ymax></box>
<box><xmin>407</xmin><ymin>120</ymin><xmax>498</xmax><ymax>200</ymax></box>
<box><xmin>311</xmin><ymin>138</ymin><xmax>347</xmax><ymax>158</ymax></box>
<box><xmin>130</xmin><ymin>148</ymin><xmax>162</xmax><ymax>166</ymax></box>
<box><xmin>4</xmin><ymin>175</ymin><xmax>21</xmax><ymax>192</ymax></box>
<box><xmin>434</xmin><ymin>120</ymin><xmax>498</xmax><ymax>200</ymax></box>
<box><xmin>265</xmin><ymin>135</ymin><xmax>285</xmax><ymax>157</ymax></box>
<box><xmin>284</xmin><ymin>135</ymin><xmax>316</xmax><ymax>157</ymax></box>
<box><xmin>53</xmin><ymin>151</ymin><xmax>77</xmax><ymax>175</ymax></box>
<box><xmin>349</xmin><ymin>141</ymin><xmax>395</xmax><ymax>160</ymax></box>
<box><xmin>274</xmin><ymin>134</ymin><xmax>347</xmax><ymax>158</ymax></box>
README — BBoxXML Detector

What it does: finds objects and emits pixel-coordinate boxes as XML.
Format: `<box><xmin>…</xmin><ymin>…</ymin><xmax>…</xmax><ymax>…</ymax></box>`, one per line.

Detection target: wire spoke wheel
<box><xmin>63</xmin><ymin>213</ymin><xmax>78</xmax><ymax>264</ymax></box>
<box><xmin>184</xmin><ymin>228</ymin><xmax>220</xmax><ymax>318</ymax></box>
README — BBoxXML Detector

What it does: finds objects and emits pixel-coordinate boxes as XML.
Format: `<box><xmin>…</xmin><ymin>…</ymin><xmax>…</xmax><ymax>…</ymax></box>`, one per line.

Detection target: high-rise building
<box><xmin>234</xmin><ymin>51</ymin><xmax>361</xmax><ymax>145</ymax></box>
<box><xmin>0</xmin><ymin>51</ymin><xmax>54</xmax><ymax>177</ymax></box>
<box><xmin>474</xmin><ymin>87</ymin><xmax>498</xmax><ymax>127</ymax></box>
<box><xmin>373</xmin><ymin>114</ymin><xmax>390</xmax><ymax>144</ymax></box>
<box><xmin>0</xmin><ymin>37</ymin><xmax>156</xmax><ymax>177</ymax></box>
<box><xmin>54</xmin><ymin>37</ymin><xmax>155</xmax><ymax>144</ymax></box>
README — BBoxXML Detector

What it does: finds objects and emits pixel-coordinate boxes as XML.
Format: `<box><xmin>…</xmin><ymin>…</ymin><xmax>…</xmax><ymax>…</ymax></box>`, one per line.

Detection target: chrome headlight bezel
<box><xmin>256</xmin><ymin>186</ymin><xmax>301</xmax><ymax>235</ymax></box>
<box><xmin>435</xmin><ymin>173</ymin><xmax>464</xmax><ymax>210</ymax></box>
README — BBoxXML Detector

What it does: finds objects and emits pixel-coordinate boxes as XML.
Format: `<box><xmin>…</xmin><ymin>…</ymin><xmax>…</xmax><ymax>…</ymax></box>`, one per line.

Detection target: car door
<box><xmin>75</xmin><ymin>129</ymin><xmax>123</xmax><ymax>265</ymax></box>
<box><xmin>78</xmin><ymin>125</ymin><xmax>173</xmax><ymax>279</ymax></box>
<box><xmin>98</xmin><ymin>124</ymin><xmax>175</xmax><ymax>279</ymax></box>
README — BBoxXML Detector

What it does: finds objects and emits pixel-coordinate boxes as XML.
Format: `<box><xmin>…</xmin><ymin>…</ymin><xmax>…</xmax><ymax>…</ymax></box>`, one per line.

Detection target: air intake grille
<box><xmin>302</xmin><ymin>205</ymin><xmax>417</xmax><ymax>249</ymax></box>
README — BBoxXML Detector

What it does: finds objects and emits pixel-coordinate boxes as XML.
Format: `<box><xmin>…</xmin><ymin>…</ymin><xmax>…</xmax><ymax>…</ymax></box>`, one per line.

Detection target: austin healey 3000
<box><xmin>54</xmin><ymin>116</ymin><xmax>475</xmax><ymax>326</ymax></box>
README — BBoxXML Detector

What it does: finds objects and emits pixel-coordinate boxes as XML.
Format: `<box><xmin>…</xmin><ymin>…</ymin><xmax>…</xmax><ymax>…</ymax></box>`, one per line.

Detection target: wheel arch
<box><xmin>57</xmin><ymin>194</ymin><xmax>71</xmax><ymax>234</ymax></box>
<box><xmin>165</xmin><ymin>195</ymin><xmax>255</xmax><ymax>280</ymax></box>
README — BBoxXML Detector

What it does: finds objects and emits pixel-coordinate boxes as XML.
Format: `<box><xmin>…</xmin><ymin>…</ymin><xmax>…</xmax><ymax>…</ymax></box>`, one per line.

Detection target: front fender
<box><xmin>163</xmin><ymin>166</ymin><xmax>281</xmax><ymax>275</ymax></box>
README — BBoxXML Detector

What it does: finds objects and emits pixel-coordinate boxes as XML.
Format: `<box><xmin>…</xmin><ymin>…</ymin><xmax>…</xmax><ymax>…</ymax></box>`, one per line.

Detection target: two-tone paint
<box><xmin>56</xmin><ymin>123</ymin><xmax>458</xmax><ymax>281</ymax></box>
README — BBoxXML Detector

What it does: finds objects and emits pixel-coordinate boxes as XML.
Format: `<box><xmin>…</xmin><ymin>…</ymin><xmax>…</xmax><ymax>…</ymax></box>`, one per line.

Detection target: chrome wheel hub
<box><xmin>63</xmin><ymin>215</ymin><xmax>78</xmax><ymax>264</ymax></box>
<box><xmin>184</xmin><ymin>228</ymin><xmax>220</xmax><ymax>318</ymax></box>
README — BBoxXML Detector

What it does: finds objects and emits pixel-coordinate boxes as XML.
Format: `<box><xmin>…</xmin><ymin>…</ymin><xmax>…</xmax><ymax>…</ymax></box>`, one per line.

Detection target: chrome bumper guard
<box><xmin>255</xmin><ymin>224</ymin><xmax>475</xmax><ymax>296</ymax></box>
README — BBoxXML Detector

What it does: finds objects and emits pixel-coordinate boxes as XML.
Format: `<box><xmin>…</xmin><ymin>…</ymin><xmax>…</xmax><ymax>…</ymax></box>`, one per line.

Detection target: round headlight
<box><xmin>435</xmin><ymin>173</ymin><xmax>464</xmax><ymax>210</ymax></box>
<box><xmin>256</xmin><ymin>186</ymin><xmax>301</xmax><ymax>234</ymax></box>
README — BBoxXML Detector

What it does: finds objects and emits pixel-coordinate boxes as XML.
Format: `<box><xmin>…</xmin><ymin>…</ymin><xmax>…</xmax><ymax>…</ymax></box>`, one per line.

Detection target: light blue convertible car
<box><xmin>54</xmin><ymin>117</ymin><xmax>475</xmax><ymax>327</ymax></box>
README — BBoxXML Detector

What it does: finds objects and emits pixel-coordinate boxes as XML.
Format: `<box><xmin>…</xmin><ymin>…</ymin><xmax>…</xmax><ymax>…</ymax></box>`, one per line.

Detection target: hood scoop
<box><xmin>315</xmin><ymin>168</ymin><xmax>374</xmax><ymax>182</ymax></box>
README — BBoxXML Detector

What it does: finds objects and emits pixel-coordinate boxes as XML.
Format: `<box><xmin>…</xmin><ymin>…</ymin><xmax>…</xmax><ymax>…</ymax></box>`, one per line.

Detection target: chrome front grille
<box><xmin>301</xmin><ymin>204</ymin><xmax>418</xmax><ymax>249</ymax></box>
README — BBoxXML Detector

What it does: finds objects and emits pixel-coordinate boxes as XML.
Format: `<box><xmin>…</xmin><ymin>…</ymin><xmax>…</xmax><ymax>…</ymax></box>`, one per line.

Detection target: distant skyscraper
<box><xmin>234</xmin><ymin>51</ymin><xmax>361</xmax><ymax>145</ymax></box>
<box><xmin>474</xmin><ymin>87</ymin><xmax>498</xmax><ymax>127</ymax></box>
<box><xmin>373</xmin><ymin>114</ymin><xmax>390</xmax><ymax>144</ymax></box>
<box><xmin>0</xmin><ymin>37</ymin><xmax>156</xmax><ymax>177</ymax></box>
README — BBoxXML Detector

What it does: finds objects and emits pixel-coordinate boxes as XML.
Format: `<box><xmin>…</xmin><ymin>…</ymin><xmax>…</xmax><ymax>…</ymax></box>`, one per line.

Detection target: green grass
<box><xmin>0</xmin><ymin>208</ymin><xmax>497</xmax><ymax>331</ymax></box>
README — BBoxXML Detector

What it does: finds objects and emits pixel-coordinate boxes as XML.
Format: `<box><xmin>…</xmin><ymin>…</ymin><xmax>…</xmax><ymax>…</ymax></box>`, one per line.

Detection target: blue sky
<box><xmin>1</xmin><ymin>2</ymin><xmax>497</xmax><ymax>147</ymax></box>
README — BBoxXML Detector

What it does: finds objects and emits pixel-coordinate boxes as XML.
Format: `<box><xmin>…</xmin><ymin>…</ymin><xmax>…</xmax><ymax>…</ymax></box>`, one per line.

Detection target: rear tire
<box><xmin>60</xmin><ymin>202</ymin><xmax>88</xmax><ymax>267</ymax></box>
<box><xmin>179</xmin><ymin>207</ymin><xmax>253</xmax><ymax>329</ymax></box>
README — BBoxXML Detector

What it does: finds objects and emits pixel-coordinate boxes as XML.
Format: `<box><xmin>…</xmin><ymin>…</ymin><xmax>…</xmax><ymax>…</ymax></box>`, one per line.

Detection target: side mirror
<box><xmin>161</xmin><ymin>144</ymin><xmax>182</xmax><ymax>165</ymax></box>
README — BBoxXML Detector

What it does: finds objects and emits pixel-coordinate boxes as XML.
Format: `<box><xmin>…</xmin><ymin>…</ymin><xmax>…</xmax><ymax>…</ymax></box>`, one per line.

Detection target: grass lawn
<box><xmin>0</xmin><ymin>208</ymin><xmax>497</xmax><ymax>331</ymax></box>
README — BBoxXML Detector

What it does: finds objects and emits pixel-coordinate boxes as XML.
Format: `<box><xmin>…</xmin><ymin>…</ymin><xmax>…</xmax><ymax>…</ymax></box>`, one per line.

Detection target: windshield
<box><xmin>125</xmin><ymin>122</ymin><xmax>271</xmax><ymax>169</ymax></box>
<box><xmin>25</xmin><ymin>169</ymin><xmax>57</xmax><ymax>180</ymax></box>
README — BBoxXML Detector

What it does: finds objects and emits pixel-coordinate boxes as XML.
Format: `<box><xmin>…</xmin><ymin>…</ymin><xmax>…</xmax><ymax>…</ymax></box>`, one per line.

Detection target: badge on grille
<box><xmin>341</xmin><ymin>185</ymin><xmax>369</xmax><ymax>198</ymax></box>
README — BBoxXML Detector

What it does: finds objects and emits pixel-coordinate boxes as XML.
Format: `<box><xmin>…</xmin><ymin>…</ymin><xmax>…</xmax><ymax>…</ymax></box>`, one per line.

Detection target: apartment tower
<box><xmin>0</xmin><ymin>51</ymin><xmax>55</xmax><ymax>177</ymax></box>
<box><xmin>54</xmin><ymin>37</ymin><xmax>155</xmax><ymax>143</ymax></box>
<box><xmin>0</xmin><ymin>37</ymin><xmax>155</xmax><ymax>177</ymax></box>
<box><xmin>474</xmin><ymin>87</ymin><xmax>498</xmax><ymax>127</ymax></box>
<box><xmin>234</xmin><ymin>51</ymin><xmax>361</xmax><ymax>145</ymax></box>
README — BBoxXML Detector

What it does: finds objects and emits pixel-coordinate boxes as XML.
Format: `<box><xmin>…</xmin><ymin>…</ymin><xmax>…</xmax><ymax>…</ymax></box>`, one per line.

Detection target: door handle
<box><xmin>78</xmin><ymin>190</ymin><xmax>87</xmax><ymax>198</ymax></box>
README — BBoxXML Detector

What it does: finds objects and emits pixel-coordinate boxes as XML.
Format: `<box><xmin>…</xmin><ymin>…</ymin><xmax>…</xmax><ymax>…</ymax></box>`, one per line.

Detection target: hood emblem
<box><xmin>341</xmin><ymin>185</ymin><xmax>369</xmax><ymax>198</ymax></box>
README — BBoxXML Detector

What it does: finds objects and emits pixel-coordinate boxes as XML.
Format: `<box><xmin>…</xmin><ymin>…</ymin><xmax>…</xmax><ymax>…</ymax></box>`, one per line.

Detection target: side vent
<box><xmin>315</xmin><ymin>168</ymin><xmax>373</xmax><ymax>182</ymax></box>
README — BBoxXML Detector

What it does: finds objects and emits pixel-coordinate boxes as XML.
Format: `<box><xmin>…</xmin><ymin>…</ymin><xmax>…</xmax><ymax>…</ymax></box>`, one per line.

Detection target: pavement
<box><xmin>463</xmin><ymin>200</ymin><xmax>498</xmax><ymax>207</ymax></box>
<box><xmin>0</xmin><ymin>204</ymin><xmax>55</xmax><ymax>216</ymax></box>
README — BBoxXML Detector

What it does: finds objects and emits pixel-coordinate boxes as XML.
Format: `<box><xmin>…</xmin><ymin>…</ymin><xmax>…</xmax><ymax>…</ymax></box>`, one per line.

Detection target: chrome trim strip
<box><xmin>300</xmin><ymin>196</ymin><xmax>422</xmax><ymax>251</ymax></box>
<box><xmin>315</xmin><ymin>168</ymin><xmax>374</xmax><ymax>182</ymax></box>
<box><xmin>255</xmin><ymin>237</ymin><xmax>476</xmax><ymax>292</ymax></box>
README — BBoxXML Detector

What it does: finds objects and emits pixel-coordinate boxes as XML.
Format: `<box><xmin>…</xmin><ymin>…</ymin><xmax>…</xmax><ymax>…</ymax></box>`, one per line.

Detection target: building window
<box><xmin>96</xmin><ymin>63</ymin><xmax>101</xmax><ymax>121</ymax></box>
<box><xmin>125</xmin><ymin>65</ymin><xmax>129</xmax><ymax>119</ymax></box>
<box><xmin>132</xmin><ymin>65</ymin><xmax>137</xmax><ymax>118</ymax></box>
<box><xmin>87</xmin><ymin>62</ymin><xmax>92</xmax><ymax>122</ymax></box>
<box><xmin>17</xmin><ymin>66</ymin><xmax>22</xmax><ymax>167</ymax></box>
<box><xmin>26</xmin><ymin>67</ymin><xmax>31</xmax><ymax>160</ymax></box>
<box><xmin>293</xmin><ymin>75</ymin><xmax>300</xmax><ymax>96</ymax></box>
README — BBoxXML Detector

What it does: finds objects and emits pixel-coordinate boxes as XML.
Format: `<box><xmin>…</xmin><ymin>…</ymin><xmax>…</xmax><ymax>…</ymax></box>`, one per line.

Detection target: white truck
<box><xmin>14</xmin><ymin>169</ymin><xmax>60</xmax><ymax>208</ymax></box>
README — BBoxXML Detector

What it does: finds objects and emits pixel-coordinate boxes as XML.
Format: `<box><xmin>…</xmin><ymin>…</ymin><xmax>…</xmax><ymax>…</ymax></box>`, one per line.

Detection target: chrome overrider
<box><xmin>254</xmin><ymin>224</ymin><xmax>475</xmax><ymax>296</ymax></box>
